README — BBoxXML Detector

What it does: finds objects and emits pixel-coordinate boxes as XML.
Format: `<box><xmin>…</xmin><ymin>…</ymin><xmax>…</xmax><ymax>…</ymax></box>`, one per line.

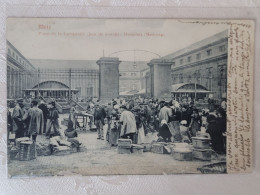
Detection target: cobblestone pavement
<box><xmin>8</xmin><ymin>114</ymin><xmax>225</xmax><ymax>177</ymax></box>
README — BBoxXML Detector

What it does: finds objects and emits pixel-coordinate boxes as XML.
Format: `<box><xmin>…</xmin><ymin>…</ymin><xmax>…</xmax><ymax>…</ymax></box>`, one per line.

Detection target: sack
<box><xmin>65</xmin><ymin>130</ymin><xmax>77</xmax><ymax>138</ymax></box>
<box><xmin>50</xmin><ymin>122</ymin><xmax>55</xmax><ymax>135</ymax></box>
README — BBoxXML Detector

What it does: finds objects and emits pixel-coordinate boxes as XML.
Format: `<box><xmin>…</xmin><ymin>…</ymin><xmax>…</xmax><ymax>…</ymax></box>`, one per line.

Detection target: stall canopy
<box><xmin>171</xmin><ymin>83</ymin><xmax>211</xmax><ymax>93</ymax></box>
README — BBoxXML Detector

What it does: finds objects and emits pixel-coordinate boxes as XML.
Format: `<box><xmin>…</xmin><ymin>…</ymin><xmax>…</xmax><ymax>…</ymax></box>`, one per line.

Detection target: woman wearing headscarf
<box><xmin>158</xmin><ymin>120</ymin><xmax>172</xmax><ymax>142</ymax></box>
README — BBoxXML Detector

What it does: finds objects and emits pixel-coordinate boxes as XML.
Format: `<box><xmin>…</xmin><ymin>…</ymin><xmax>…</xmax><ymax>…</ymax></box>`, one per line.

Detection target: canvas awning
<box><xmin>171</xmin><ymin>83</ymin><xmax>212</xmax><ymax>93</ymax></box>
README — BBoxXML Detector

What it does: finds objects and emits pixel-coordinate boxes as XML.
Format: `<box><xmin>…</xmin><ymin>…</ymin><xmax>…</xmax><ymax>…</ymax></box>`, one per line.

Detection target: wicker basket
<box><xmin>9</xmin><ymin>148</ymin><xmax>19</xmax><ymax>160</ymax></box>
<box><xmin>16</xmin><ymin>137</ymin><xmax>30</xmax><ymax>149</ymax></box>
<box><xmin>197</xmin><ymin>161</ymin><xmax>227</xmax><ymax>174</ymax></box>
<box><xmin>19</xmin><ymin>141</ymin><xmax>36</xmax><ymax>161</ymax></box>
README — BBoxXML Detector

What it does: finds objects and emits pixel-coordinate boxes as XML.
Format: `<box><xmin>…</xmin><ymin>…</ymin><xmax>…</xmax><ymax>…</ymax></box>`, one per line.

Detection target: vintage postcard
<box><xmin>6</xmin><ymin>18</ymin><xmax>254</xmax><ymax>177</ymax></box>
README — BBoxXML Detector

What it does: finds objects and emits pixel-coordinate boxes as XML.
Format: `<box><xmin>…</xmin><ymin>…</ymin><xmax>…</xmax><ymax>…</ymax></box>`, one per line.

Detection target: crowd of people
<box><xmin>7</xmin><ymin>95</ymin><xmax>227</xmax><ymax>154</ymax></box>
<box><xmin>7</xmin><ymin>98</ymin><xmax>66</xmax><ymax>142</ymax></box>
<box><xmin>79</xmin><ymin>96</ymin><xmax>227</xmax><ymax>154</ymax></box>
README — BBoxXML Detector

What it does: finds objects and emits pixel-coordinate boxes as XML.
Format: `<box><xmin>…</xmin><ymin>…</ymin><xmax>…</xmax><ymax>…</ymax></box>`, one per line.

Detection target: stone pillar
<box><xmin>147</xmin><ymin>59</ymin><xmax>173</xmax><ymax>98</ymax></box>
<box><xmin>96</xmin><ymin>57</ymin><xmax>121</xmax><ymax>101</ymax></box>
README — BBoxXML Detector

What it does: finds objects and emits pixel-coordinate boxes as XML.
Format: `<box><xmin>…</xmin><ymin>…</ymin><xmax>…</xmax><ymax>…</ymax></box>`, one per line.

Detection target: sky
<box><xmin>6</xmin><ymin>18</ymin><xmax>228</xmax><ymax>62</ymax></box>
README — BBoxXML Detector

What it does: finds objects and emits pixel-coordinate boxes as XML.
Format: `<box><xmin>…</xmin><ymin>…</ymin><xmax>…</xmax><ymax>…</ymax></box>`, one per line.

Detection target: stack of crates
<box><xmin>19</xmin><ymin>140</ymin><xmax>36</xmax><ymax>161</ymax></box>
<box><xmin>192</xmin><ymin>137</ymin><xmax>212</xmax><ymax>161</ymax></box>
<box><xmin>117</xmin><ymin>139</ymin><xmax>132</xmax><ymax>154</ymax></box>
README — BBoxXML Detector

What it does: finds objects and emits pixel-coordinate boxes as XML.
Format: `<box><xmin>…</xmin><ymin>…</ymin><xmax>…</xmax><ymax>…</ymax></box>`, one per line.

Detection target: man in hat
<box><xmin>38</xmin><ymin>99</ymin><xmax>49</xmax><ymax>134</ymax></box>
<box><xmin>7</xmin><ymin>100</ymin><xmax>15</xmax><ymax>143</ymax></box>
<box><xmin>94</xmin><ymin>102</ymin><xmax>106</xmax><ymax>140</ymax></box>
<box><xmin>46</xmin><ymin>101</ymin><xmax>60</xmax><ymax>138</ymax></box>
<box><xmin>23</xmin><ymin>100</ymin><xmax>44</xmax><ymax>142</ymax></box>
<box><xmin>12</xmin><ymin>98</ymin><xmax>25</xmax><ymax>139</ymax></box>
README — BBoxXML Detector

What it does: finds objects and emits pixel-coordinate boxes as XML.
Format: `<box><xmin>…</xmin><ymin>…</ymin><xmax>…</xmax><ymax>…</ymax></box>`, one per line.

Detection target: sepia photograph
<box><xmin>6</xmin><ymin>18</ymin><xmax>230</xmax><ymax>177</ymax></box>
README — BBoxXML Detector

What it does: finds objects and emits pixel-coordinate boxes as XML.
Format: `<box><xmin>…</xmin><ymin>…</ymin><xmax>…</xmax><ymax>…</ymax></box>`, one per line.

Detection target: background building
<box><xmin>7</xmin><ymin>41</ymin><xmax>37</xmax><ymax>99</ymax></box>
<box><xmin>29</xmin><ymin>59</ymin><xmax>99</xmax><ymax>99</ymax></box>
<box><xmin>28</xmin><ymin>59</ymin><xmax>149</xmax><ymax>99</ymax></box>
<box><xmin>118</xmin><ymin>61</ymin><xmax>149</xmax><ymax>94</ymax></box>
<box><xmin>146</xmin><ymin>30</ymin><xmax>228</xmax><ymax>101</ymax></box>
<box><xmin>7</xmin><ymin>30</ymin><xmax>227</xmax><ymax>101</ymax></box>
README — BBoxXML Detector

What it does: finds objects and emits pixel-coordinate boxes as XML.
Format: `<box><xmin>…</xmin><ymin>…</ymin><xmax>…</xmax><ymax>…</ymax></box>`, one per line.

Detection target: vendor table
<box><xmin>74</xmin><ymin>112</ymin><xmax>93</xmax><ymax>131</ymax></box>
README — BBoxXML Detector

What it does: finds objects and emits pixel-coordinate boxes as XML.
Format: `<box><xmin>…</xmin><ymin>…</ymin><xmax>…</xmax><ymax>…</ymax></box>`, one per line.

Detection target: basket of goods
<box><xmin>117</xmin><ymin>139</ymin><xmax>132</xmax><ymax>154</ymax></box>
<box><xmin>53</xmin><ymin>146</ymin><xmax>71</xmax><ymax>156</ymax></box>
<box><xmin>142</xmin><ymin>143</ymin><xmax>152</xmax><ymax>152</ymax></box>
<box><xmin>118</xmin><ymin>139</ymin><xmax>132</xmax><ymax>147</ymax></box>
<box><xmin>36</xmin><ymin>143</ymin><xmax>52</xmax><ymax>156</ymax></box>
<box><xmin>173</xmin><ymin>147</ymin><xmax>193</xmax><ymax>161</ymax></box>
<box><xmin>16</xmin><ymin>137</ymin><xmax>30</xmax><ymax>149</ymax></box>
<box><xmin>192</xmin><ymin>137</ymin><xmax>211</xmax><ymax>149</ymax></box>
<box><xmin>197</xmin><ymin>161</ymin><xmax>227</xmax><ymax>174</ymax></box>
<box><xmin>192</xmin><ymin>148</ymin><xmax>212</xmax><ymax>161</ymax></box>
<box><xmin>151</xmin><ymin>142</ymin><xmax>168</xmax><ymax>154</ymax></box>
<box><xmin>132</xmin><ymin>144</ymin><xmax>144</xmax><ymax>154</ymax></box>
<box><xmin>9</xmin><ymin>145</ymin><xmax>19</xmax><ymax>161</ymax></box>
<box><xmin>19</xmin><ymin>141</ymin><xmax>36</xmax><ymax>161</ymax></box>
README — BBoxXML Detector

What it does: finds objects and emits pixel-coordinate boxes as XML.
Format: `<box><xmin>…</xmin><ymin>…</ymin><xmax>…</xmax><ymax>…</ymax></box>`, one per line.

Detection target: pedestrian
<box><xmin>158</xmin><ymin>101</ymin><xmax>172</xmax><ymax>125</ymax></box>
<box><xmin>94</xmin><ymin>102</ymin><xmax>106</xmax><ymax>140</ymax></box>
<box><xmin>12</xmin><ymin>98</ymin><xmax>25</xmax><ymax>139</ymax></box>
<box><xmin>7</xmin><ymin>100</ymin><xmax>15</xmax><ymax>143</ymax></box>
<box><xmin>180</xmin><ymin>120</ymin><xmax>191</xmax><ymax>143</ymax></box>
<box><xmin>46</xmin><ymin>101</ymin><xmax>60</xmax><ymax>138</ymax></box>
<box><xmin>158</xmin><ymin>120</ymin><xmax>172</xmax><ymax>142</ymax></box>
<box><xmin>108</xmin><ymin>108</ymin><xmax>120</xmax><ymax>146</ymax></box>
<box><xmin>38</xmin><ymin>99</ymin><xmax>49</xmax><ymax>134</ymax></box>
<box><xmin>133</xmin><ymin>107</ymin><xmax>145</xmax><ymax>144</ymax></box>
<box><xmin>168</xmin><ymin>105</ymin><xmax>182</xmax><ymax>142</ymax></box>
<box><xmin>206</xmin><ymin>114</ymin><xmax>224</xmax><ymax>154</ymax></box>
<box><xmin>119</xmin><ymin>105</ymin><xmax>137</xmax><ymax>141</ymax></box>
<box><xmin>23</xmin><ymin>100</ymin><xmax>44</xmax><ymax>142</ymax></box>
<box><xmin>188</xmin><ymin>108</ymin><xmax>202</xmax><ymax>137</ymax></box>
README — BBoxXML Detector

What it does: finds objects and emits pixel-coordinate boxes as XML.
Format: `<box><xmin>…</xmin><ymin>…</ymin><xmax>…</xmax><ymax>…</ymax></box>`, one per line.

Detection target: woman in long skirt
<box><xmin>189</xmin><ymin>109</ymin><xmax>201</xmax><ymax>137</ymax></box>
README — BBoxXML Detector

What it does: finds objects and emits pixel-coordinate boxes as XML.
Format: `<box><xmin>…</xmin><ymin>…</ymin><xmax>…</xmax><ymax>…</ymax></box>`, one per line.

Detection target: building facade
<box><xmin>118</xmin><ymin>61</ymin><xmax>149</xmax><ymax>94</ymax></box>
<box><xmin>28</xmin><ymin>60</ymin><xmax>100</xmax><ymax>99</ymax></box>
<box><xmin>146</xmin><ymin>30</ymin><xmax>228</xmax><ymax>101</ymax></box>
<box><xmin>29</xmin><ymin>59</ymin><xmax>149</xmax><ymax>99</ymax></box>
<box><xmin>37</xmin><ymin>68</ymin><xmax>99</xmax><ymax>98</ymax></box>
<box><xmin>7</xmin><ymin>41</ymin><xmax>37</xmax><ymax>99</ymax></box>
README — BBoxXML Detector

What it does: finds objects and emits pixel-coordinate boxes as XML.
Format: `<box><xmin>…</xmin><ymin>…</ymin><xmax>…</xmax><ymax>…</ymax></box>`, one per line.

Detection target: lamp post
<box><xmin>218</xmin><ymin>65</ymin><xmax>224</xmax><ymax>99</ymax></box>
<box><xmin>37</xmin><ymin>67</ymin><xmax>40</xmax><ymax>99</ymax></box>
<box><xmin>194</xmin><ymin>72</ymin><xmax>197</xmax><ymax>100</ymax></box>
<box><xmin>69</xmin><ymin>68</ymin><xmax>72</xmax><ymax>101</ymax></box>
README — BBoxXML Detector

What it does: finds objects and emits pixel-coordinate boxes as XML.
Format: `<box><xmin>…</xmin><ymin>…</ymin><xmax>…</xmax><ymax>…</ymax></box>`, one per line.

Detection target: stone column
<box><xmin>147</xmin><ymin>59</ymin><xmax>173</xmax><ymax>98</ymax></box>
<box><xmin>96</xmin><ymin>57</ymin><xmax>121</xmax><ymax>101</ymax></box>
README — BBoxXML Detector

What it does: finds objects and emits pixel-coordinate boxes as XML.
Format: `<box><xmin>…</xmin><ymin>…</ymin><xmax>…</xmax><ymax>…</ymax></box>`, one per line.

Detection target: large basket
<box><xmin>19</xmin><ymin>141</ymin><xmax>36</xmax><ymax>161</ymax></box>
<box><xmin>197</xmin><ymin>161</ymin><xmax>227</xmax><ymax>174</ymax></box>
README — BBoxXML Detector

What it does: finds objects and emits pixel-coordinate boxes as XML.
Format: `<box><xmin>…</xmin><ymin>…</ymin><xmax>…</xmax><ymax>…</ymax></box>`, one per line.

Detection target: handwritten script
<box><xmin>184</xmin><ymin>20</ymin><xmax>254</xmax><ymax>173</ymax></box>
<box><xmin>226</xmin><ymin>21</ymin><xmax>254</xmax><ymax>173</ymax></box>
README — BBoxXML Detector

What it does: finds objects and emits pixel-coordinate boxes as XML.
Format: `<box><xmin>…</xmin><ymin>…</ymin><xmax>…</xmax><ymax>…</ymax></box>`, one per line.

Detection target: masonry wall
<box><xmin>99</xmin><ymin>63</ymin><xmax>119</xmax><ymax>100</ymax></box>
